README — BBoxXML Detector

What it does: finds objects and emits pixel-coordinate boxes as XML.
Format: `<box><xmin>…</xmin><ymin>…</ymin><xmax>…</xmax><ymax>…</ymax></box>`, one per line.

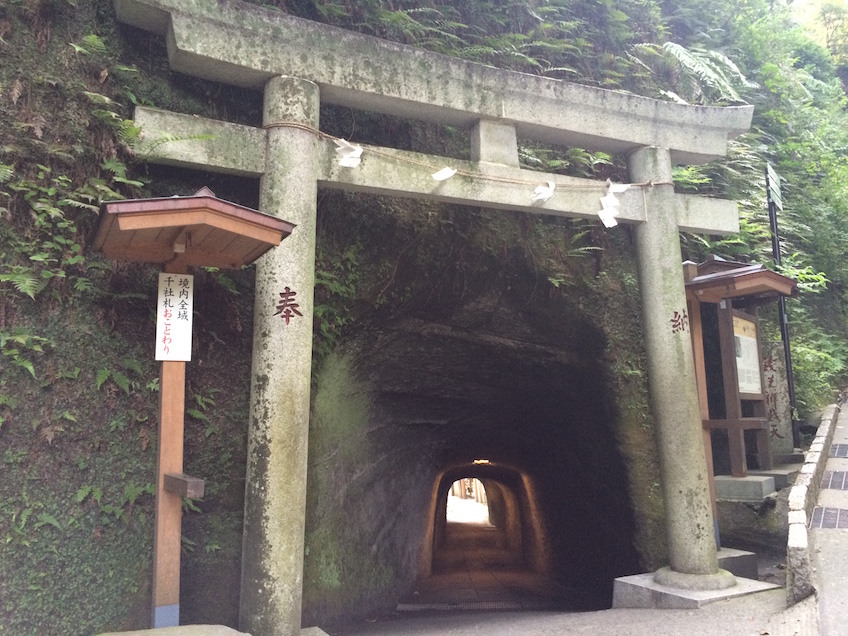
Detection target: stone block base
<box><xmin>775</xmin><ymin>452</ymin><xmax>805</xmax><ymax>465</ymax></box>
<box><xmin>99</xmin><ymin>627</ymin><xmax>328</xmax><ymax>636</ymax></box>
<box><xmin>749</xmin><ymin>465</ymin><xmax>800</xmax><ymax>490</ymax></box>
<box><xmin>612</xmin><ymin>573</ymin><xmax>779</xmax><ymax>609</ymax></box>
<box><xmin>715</xmin><ymin>475</ymin><xmax>776</xmax><ymax>501</ymax></box>
<box><xmin>717</xmin><ymin>547</ymin><xmax>759</xmax><ymax>580</ymax></box>
<box><xmin>98</xmin><ymin>627</ymin><xmax>247</xmax><ymax>636</ymax></box>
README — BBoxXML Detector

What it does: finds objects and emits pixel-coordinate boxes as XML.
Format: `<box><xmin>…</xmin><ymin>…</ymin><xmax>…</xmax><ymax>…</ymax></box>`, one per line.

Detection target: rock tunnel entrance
<box><xmin>407</xmin><ymin>464</ymin><xmax>561</xmax><ymax>611</ymax></box>
<box><xmin>406</xmin><ymin>446</ymin><xmax>636</xmax><ymax>611</ymax></box>
<box><xmin>306</xmin><ymin>273</ymin><xmax>649</xmax><ymax>624</ymax></box>
<box><xmin>434</xmin><ymin>471</ymin><xmax>530</xmax><ymax>576</ymax></box>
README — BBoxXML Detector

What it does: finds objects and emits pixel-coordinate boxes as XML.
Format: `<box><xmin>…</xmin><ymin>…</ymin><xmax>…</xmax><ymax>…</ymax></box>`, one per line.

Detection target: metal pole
<box><xmin>766</xmin><ymin>166</ymin><xmax>801</xmax><ymax>448</ymax></box>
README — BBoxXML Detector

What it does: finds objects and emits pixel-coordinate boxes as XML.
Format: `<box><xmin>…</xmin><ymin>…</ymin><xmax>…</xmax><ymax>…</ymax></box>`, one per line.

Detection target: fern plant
<box><xmin>634</xmin><ymin>41</ymin><xmax>758</xmax><ymax>104</ymax></box>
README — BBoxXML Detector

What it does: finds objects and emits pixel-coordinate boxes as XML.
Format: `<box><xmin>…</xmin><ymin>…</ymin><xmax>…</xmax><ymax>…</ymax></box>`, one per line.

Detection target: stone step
<box><xmin>749</xmin><ymin>464</ymin><xmax>801</xmax><ymax>490</ymax></box>
<box><xmin>714</xmin><ymin>475</ymin><xmax>776</xmax><ymax>501</ymax></box>
<box><xmin>717</xmin><ymin>547</ymin><xmax>759</xmax><ymax>580</ymax></box>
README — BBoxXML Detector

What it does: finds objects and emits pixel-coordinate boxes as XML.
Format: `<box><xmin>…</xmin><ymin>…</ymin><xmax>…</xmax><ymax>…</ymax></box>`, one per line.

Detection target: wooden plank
<box><xmin>116</xmin><ymin>209</ymin><xmax>284</xmax><ymax>245</ymax></box>
<box><xmin>125</xmin><ymin>227</ymin><xmax>163</xmax><ymax>247</ymax></box>
<box><xmin>219</xmin><ymin>234</ymin><xmax>256</xmax><ymax>258</ymax></box>
<box><xmin>190</xmin><ymin>227</ymin><xmax>239</xmax><ymax>255</ymax></box>
<box><xmin>717</xmin><ymin>300</ymin><xmax>747</xmax><ymax>476</ymax></box>
<box><xmin>703</xmin><ymin>418</ymin><xmax>768</xmax><ymax>431</ymax></box>
<box><xmin>152</xmin><ymin>261</ymin><xmax>188</xmax><ymax>616</ymax></box>
<box><xmin>717</xmin><ymin>301</ymin><xmax>741</xmax><ymax>421</ymax></box>
<box><xmin>152</xmin><ymin>358</ymin><xmax>185</xmax><ymax>609</ymax></box>
<box><xmin>184</xmin><ymin>224</ymin><xmax>215</xmax><ymax>252</ymax></box>
<box><xmin>102</xmin><ymin>243</ymin><xmax>252</xmax><ymax>269</ymax></box>
<box><xmin>728</xmin><ymin>428</ymin><xmax>747</xmax><ymax>477</ymax></box>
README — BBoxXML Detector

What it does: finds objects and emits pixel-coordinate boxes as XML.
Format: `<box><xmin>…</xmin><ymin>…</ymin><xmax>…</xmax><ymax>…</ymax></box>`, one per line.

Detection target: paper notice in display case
<box><xmin>733</xmin><ymin>315</ymin><xmax>761</xmax><ymax>394</ymax></box>
<box><xmin>155</xmin><ymin>272</ymin><xmax>194</xmax><ymax>361</ymax></box>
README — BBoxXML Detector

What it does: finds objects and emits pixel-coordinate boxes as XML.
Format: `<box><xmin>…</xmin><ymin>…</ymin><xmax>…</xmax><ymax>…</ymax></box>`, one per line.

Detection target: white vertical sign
<box><xmin>155</xmin><ymin>272</ymin><xmax>194</xmax><ymax>361</ymax></box>
<box><xmin>733</xmin><ymin>315</ymin><xmax>761</xmax><ymax>394</ymax></box>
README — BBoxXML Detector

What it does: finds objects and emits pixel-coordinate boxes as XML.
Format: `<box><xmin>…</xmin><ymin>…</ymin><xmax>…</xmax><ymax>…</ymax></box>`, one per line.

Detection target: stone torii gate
<box><xmin>115</xmin><ymin>0</ymin><xmax>756</xmax><ymax>632</ymax></box>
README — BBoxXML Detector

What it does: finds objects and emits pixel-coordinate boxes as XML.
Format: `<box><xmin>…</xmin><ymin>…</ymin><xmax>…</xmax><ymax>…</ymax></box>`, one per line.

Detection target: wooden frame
<box><xmin>93</xmin><ymin>187</ymin><xmax>295</xmax><ymax>269</ymax></box>
<box><xmin>685</xmin><ymin>256</ymin><xmax>797</xmax><ymax>480</ymax></box>
<box><xmin>713</xmin><ymin>301</ymin><xmax>771</xmax><ymax>476</ymax></box>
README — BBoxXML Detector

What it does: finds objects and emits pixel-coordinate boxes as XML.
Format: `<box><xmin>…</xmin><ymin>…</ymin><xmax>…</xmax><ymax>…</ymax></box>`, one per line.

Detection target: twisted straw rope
<box><xmin>263</xmin><ymin>121</ymin><xmax>673</xmax><ymax>190</ymax></box>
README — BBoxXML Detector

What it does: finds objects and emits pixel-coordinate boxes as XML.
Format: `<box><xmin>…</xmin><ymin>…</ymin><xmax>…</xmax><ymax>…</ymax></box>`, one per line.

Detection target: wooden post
<box><xmin>93</xmin><ymin>191</ymin><xmax>290</xmax><ymax>629</ymax></box>
<box><xmin>152</xmin><ymin>262</ymin><xmax>188</xmax><ymax>628</ymax></box>
<box><xmin>717</xmin><ymin>299</ymin><xmax>748</xmax><ymax>477</ymax></box>
<box><xmin>749</xmin><ymin>310</ymin><xmax>773</xmax><ymax>471</ymax></box>
<box><xmin>688</xmin><ymin>295</ymin><xmax>720</xmax><ymax>548</ymax></box>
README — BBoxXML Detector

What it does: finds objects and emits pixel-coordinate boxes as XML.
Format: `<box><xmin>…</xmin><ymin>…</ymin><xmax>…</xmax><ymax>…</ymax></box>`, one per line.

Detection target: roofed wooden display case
<box><xmin>684</xmin><ymin>255</ymin><xmax>798</xmax><ymax>479</ymax></box>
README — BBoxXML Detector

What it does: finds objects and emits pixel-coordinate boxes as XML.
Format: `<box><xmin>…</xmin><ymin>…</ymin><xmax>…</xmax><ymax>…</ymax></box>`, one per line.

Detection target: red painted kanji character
<box><xmin>274</xmin><ymin>286</ymin><xmax>303</xmax><ymax>325</ymax></box>
<box><xmin>670</xmin><ymin>309</ymin><xmax>689</xmax><ymax>334</ymax></box>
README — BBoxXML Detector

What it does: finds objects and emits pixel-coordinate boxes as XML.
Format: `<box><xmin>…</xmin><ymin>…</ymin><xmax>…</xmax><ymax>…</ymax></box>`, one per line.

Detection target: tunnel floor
<box><xmin>398</xmin><ymin>521</ymin><xmax>574</xmax><ymax>611</ymax></box>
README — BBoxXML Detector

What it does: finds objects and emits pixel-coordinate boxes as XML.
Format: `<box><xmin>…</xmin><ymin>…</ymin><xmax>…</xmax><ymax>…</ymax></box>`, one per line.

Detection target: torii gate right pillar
<box><xmin>627</xmin><ymin>147</ymin><xmax>735</xmax><ymax>591</ymax></box>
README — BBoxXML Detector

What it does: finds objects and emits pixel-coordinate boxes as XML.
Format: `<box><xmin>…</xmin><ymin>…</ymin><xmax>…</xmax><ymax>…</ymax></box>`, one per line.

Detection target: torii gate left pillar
<box><xmin>240</xmin><ymin>76</ymin><xmax>319</xmax><ymax>636</ymax></box>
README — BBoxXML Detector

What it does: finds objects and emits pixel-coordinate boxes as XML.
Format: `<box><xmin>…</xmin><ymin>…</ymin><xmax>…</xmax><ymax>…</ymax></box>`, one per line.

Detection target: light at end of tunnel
<box><xmin>473</xmin><ymin>459</ymin><xmax>490</xmax><ymax>464</ymax></box>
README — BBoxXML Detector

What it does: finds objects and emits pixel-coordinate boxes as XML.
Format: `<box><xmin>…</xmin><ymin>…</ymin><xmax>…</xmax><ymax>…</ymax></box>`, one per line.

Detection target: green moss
<box><xmin>588</xmin><ymin>236</ymin><xmax>669</xmax><ymax>570</ymax></box>
<box><xmin>310</xmin><ymin>350</ymin><xmax>371</xmax><ymax>457</ymax></box>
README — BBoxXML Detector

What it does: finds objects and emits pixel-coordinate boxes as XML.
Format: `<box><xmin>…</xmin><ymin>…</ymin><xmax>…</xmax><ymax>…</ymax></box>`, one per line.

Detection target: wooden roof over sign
<box><xmin>93</xmin><ymin>187</ymin><xmax>295</xmax><ymax>269</ymax></box>
<box><xmin>684</xmin><ymin>255</ymin><xmax>798</xmax><ymax>304</ymax></box>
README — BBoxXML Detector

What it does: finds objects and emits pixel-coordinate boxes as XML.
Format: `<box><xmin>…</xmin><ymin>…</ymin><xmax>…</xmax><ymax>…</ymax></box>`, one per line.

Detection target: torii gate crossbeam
<box><xmin>113</xmin><ymin>1</ymin><xmax>755</xmax><ymax>633</ymax></box>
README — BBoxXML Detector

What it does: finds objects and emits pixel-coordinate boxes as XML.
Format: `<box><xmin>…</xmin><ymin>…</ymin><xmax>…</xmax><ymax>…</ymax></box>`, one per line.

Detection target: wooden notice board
<box><xmin>733</xmin><ymin>313</ymin><xmax>763</xmax><ymax>397</ymax></box>
<box><xmin>684</xmin><ymin>256</ymin><xmax>798</xmax><ymax>479</ymax></box>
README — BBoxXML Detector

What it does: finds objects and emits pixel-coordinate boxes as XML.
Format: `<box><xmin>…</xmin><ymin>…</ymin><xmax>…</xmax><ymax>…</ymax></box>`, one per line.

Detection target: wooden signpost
<box><xmin>94</xmin><ymin>188</ymin><xmax>294</xmax><ymax>628</ymax></box>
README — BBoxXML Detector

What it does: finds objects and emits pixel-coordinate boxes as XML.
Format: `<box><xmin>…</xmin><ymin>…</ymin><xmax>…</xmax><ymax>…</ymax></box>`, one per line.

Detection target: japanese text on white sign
<box><xmin>155</xmin><ymin>273</ymin><xmax>194</xmax><ymax>361</ymax></box>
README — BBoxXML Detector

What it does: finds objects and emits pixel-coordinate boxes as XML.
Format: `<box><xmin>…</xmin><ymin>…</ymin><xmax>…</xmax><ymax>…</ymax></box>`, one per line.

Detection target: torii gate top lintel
<box><xmin>116</xmin><ymin>0</ymin><xmax>752</xmax><ymax>165</ymax></box>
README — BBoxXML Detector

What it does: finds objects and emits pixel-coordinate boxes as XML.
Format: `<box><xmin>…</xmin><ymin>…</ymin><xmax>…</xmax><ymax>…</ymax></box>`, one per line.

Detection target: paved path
<box><xmin>336</xmin><ymin>417</ymin><xmax>848</xmax><ymax>636</ymax></box>
<box><xmin>338</xmin><ymin>518</ymin><xmax>801</xmax><ymax>636</ymax></box>
<box><xmin>810</xmin><ymin>409</ymin><xmax>848</xmax><ymax>635</ymax></box>
<box><xmin>338</xmin><ymin>589</ymin><xmax>789</xmax><ymax>636</ymax></box>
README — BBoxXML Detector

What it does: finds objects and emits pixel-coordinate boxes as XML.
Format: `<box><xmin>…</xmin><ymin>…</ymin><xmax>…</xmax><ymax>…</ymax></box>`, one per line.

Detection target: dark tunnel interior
<box><xmin>345</xmin><ymin>286</ymin><xmax>644</xmax><ymax>611</ymax></box>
